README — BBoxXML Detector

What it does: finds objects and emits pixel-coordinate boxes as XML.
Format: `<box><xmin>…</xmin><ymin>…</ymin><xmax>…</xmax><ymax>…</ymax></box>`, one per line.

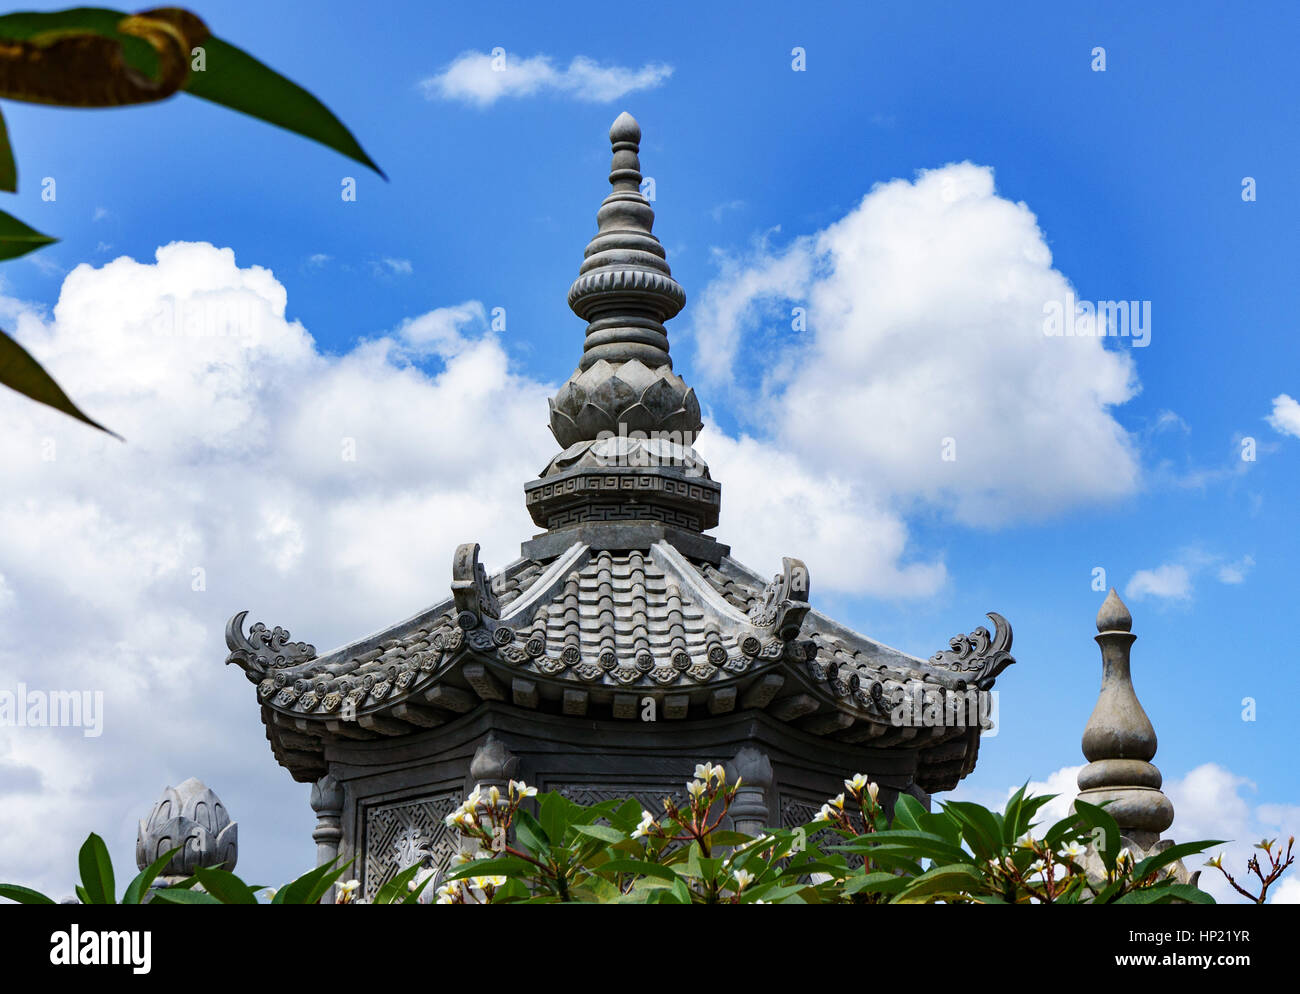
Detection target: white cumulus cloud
<box><xmin>688</xmin><ymin>162</ymin><xmax>1142</xmax><ymax>528</ymax></box>
<box><xmin>421</xmin><ymin>51</ymin><xmax>672</xmax><ymax>107</ymax></box>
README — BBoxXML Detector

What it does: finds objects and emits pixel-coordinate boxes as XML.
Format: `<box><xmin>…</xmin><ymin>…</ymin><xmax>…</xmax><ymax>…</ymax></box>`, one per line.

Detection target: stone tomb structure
<box><xmin>224</xmin><ymin>113</ymin><xmax>1018</xmax><ymax>900</ymax></box>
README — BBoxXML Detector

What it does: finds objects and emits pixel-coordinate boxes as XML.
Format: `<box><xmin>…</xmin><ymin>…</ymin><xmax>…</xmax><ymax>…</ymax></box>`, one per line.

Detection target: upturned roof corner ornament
<box><xmin>221</xmin><ymin>112</ymin><xmax>1025</xmax><ymax>799</ymax></box>
<box><xmin>747</xmin><ymin>557</ymin><xmax>812</xmax><ymax>641</ymax></box>
<box><xmin>225</xmin><ymin>610</ymin><xmax>316</xmax><ymax>682</ymax></box>
<box><xmin>136</xmin><ymin>777</ymin><xmax>237</xmax><ymax>888</ymax></box>
<box><xmin>452</xmin><ymin>542</ymin><xmax>500</xmax><ymax>629</ymax></box>
<box><xmin>928</xmin><ymin>612</ymin><xmax>1015</xmax><ymax>690</ymax></box>
<box><xmin>547</xmin><ymin>111</ymin><xmax>701</xmax><ymax>458</ymax></box>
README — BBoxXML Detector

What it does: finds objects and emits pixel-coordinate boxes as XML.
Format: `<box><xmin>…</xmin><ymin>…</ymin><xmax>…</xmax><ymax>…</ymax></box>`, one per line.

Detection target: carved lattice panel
<box><xmin>557</xmin><ymin>784</ymin><xmax>682</xmax><ymax>814</ymax></box>
<box><xmin>363</xmin><ymin>791</ymin><xmax>461</xmax><ymax>901</ymax></box>
<box><xmin>781</xmin><ymin>795</ymin><xmax>863</xmax><ymax>868</ymax></box>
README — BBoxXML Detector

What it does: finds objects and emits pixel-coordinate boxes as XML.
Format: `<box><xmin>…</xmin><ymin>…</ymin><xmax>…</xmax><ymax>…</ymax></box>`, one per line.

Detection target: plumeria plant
<box><xmin>1207</xmin><ymin>836</ymin><xmax>1295</xmax><ymax>904</ymax></box>
<box><xmin>6</xmin><ymin>763</ymin><xmax>1286</xmax><ymax>904</ymax></box>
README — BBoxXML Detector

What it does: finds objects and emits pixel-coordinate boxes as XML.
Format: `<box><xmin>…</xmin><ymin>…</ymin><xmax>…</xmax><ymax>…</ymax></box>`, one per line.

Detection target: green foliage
<box><xmin>0</xmin><ymin>5</ymin><xmax>383</xmax><ymax>435</ymax></box>
<box><xmin>1</xmin><ymin>766</ymin><xmax>1246</xmax><ymax>905</ymax></box>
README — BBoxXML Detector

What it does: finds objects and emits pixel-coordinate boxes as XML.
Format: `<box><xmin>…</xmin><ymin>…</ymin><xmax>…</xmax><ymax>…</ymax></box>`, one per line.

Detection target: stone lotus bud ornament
<box><xmin>136</xmin><ymin>777</ymin><xmax>238</xmax><ymax>886</ymax></box>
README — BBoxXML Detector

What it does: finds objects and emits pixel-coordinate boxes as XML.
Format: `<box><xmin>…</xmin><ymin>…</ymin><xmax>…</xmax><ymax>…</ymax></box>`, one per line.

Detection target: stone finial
<box><xmin>1096</xmin><ymin>587</ymin><xmax>1132</xmax><ymax>633</ymax></box>
<box><xmin>548</xmin><ymin>112</ymin><xmax>701</xmax><ymax>452</ymax></box>
<box><xmin>136</xmin><ymin>777</ymin><xmax>237</xmax><ymax>885</ymax></box>
<box><xmin>1075</xmin><ymin>589</ymin><xmax>1173</xmax><ymax>849</ymax></box>
<box><xmin>469</xmin><ymin>733</ymin><xmax>518</xmax><ymax>785</ymax></box>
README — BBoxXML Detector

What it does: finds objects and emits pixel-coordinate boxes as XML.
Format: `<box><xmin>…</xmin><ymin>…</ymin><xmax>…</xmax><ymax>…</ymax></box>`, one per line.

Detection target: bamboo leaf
<box><xmin>183</xmin><ymin>37</ymin><xmax>384</xmax><ymax>177</ymax></box>
<box><xmin>0</xmin><ymin>327</ymin><xmax>119</xmax><ymax>436</ymax></box>
<box><xmin>0</xmin><ymin>209</ymin><xmax>56</xmax><ymax>261</ymax></box>
<box><xmin>0</xmin><ymin>107</ymin><xmax>15</xmax><ymax>192</ymax></box>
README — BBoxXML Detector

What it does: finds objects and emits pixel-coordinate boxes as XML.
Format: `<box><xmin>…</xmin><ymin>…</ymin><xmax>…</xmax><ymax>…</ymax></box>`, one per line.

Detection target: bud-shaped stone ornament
<box><xmin>136</xmin><ymin>777</ymin><xmax>237</xmax><ymax>885</ymax></box>
<box><xmin>1075</xmin><ymin>590</ymin><xmax>1173</xmax><ymax>846</ymax></box>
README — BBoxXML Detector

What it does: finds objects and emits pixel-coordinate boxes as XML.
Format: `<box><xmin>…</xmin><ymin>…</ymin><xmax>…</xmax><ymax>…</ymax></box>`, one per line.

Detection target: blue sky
<box><xmin>1</xmin><ymin>0</ymin><xmax>1297</xmax><ymax>901</ymax></box>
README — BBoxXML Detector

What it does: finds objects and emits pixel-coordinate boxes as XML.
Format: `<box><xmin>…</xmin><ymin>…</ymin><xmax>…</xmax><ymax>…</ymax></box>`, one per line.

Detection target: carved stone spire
<box><xmin>547</xmin><ymin>112</ymin><xmax>702</xmax><ymax>452</ymax></box>
<box><xmin>1075</xmin><ymin>589</ymin><xmax>1174</xmax><ymax>849</ymax></box>
<box><xmin>524</xmin><ymin>113</ymin><xmax>724</xmax><ymax>563</ymax></box>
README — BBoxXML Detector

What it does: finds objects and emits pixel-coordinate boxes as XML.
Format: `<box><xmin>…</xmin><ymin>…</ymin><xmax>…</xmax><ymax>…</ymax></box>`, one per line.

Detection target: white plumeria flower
<box><xmin>338</xmin><ymin>879</ymin><xmax>360</xmax><ymax>895</ymax></box>
<box><xmin>829</xmin><ymin>793</ymin><xmax>846</xmax><ymax>810</ymax></box>
<box><xmin>1062</xmin><ymin>841</ymin><xmax>1084</xmax><ymax>859</ymax></box>
<box><xmin>694</xmin><ymin>763</ymin><xmax>713</xmax><ymax>782</ymax></box>
<box><xmin>709</xmin><ymin>763</ymin><xmax>726</xmax><ymax>783</ymax></box>
<box><xmin>1016</xmin><ymin>833</ymin><xmax>1036</xmax><ymax>849</ymax></box>
<box><xmin>631</xmin><ymin>810</ymin><xmax>657</xmax><ymax>839</ymax></box>
<box><xmin>464</xmin><ymin>784</ymin><xmax>483</xmax><ymax>809</ymax></box>
<box><xmin>488</xmin><ymin>785</ymin><xmax>501</xmax><ymax>806</ymax></box>
<box><xmin>435</xmin><ymin>882</ymin><xmax>458</xmax><ymax>904</ymax></box>
<box><xmin>866</xmin><ymin>782</ymin><xmax>880</xmax><ymax>804</ymax></box>
<box><xmin>816</xmin><ymin>803</ymin><xmax>836</xmax><ymax>822</ymax></box>
<box><xmin>509</xmin><ymin>779</ymin><xmax>537</xmax><ymax>799</ymax></box>
<box><xmin>845</xmin><ymin>773</ymin><xmax>869</xmax><ymax>793</ymax></box>
<box><xmin>733</xmin><ymin>869</ymin><xmax>755</xmax><ymax>891</ymax></box>
<box><xmin>450</xmin><ymin>849</ymin><xmax>474</xmax><ymax>868</ymax></box>
<box><xmin>686</xmin><ymin>779</ymin><xmax>708</xmax><ymax>799</ymax></box>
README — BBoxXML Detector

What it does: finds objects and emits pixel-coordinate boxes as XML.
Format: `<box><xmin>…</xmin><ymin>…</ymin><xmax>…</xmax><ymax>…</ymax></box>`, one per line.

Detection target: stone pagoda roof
<box><xmin>225</xmin><ymin>113</ymin><xmax>1016</xmax><ymax>795</ymax></box>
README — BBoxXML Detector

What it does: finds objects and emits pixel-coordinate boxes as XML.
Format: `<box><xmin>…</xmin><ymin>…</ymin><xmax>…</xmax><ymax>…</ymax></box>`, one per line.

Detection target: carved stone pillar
<box><xmin>310</xmin><ymin>773</ymin><xmax>344</xmax><ymax>865</ymax></box>
<box><xmin>467</xmin><ymin>735</ymin><xmax>518</xmax><ymax>853</ymax></box>
<box><xmin>727</xmin><ymin>746</ymin><xmax>773</xmax><ymax>836</ymax></box>
<box><xmin>310</xmin><ymin>773</ymin><xmax>344</xmax><ymax>903</ymax></box>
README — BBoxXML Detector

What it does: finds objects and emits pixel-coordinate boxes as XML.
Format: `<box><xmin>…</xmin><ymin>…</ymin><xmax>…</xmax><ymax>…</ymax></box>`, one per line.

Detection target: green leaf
<box><xmin>192</xmin><ymin>866</ymin><xmax>258</xmax><ymax>904</ymax></box>
<box><xmin>121</xmin><ymin>844</ymin><xmax>184</xmax><ymax>904</ymax></box>
<box><xmin>669</xmin><ymin>875</ymin><xmax>693</xmax><ymax>904</ymax></box>
<box><xmin>0</xmin><ymin>327</ymin><xmax>119</xmax><ymax>436</ymax></box>
<box><xmin>704</xmin><ymin>830</ymin><xmax>754</xmax><ymax>848</ymax></box>
<box><xmin>843</xmin><ymin>871</ymin><xmax>909</xmax><ymax>896</ymax></box>
<box><xmin>573</xmin><ymin>824</ymin><xmax>625</xmax><ymax>844</ymax></box>
<box><xmin>303</xmin><ymin>860</ymin><xmax>355</xmax><ymax>905</ymax></box>
<box><xmin>0</xmin><ymin>9</ymin><xmax>160</xmax><ymax>74</ymax></box>
<box><xmin>183</xmin><ymin>38</ymin><xmax>383</xmax><ymax>178</ymax></box>
<box><xmin>514</xmin><ymin>808</ymin><xmax>552</xmax><ymax>856</ymax></box>
<box><xmin>893</xmin><ymin>862</ymin><xmax>987</xmax><ymax>904</ymax></box>
<box><xmin>373</xmin><ymin>863</ymin><xmax>427</xmax><ymax>905</ymax></box>
<box><xmin>444</xmin><ymin>856</ymin><xmax>540</xmax><ymax>883</ymax></box>
<box><xmin>274</xmin><ymin>857</ymin><xmax>348</xmax><ymax>905</ymax></box>
<box><xmin>0</xmin><ymin>883</ymin><xmax>56</xmax><ymax>904</ymax></box>
<box><xmin>0</xmin><ymin>210</ymin><xmax>56</xmax><ymax>262</ymax></box>
<box><xmin>890</xmin><ymin>793</ymin><xmax>929</xmax><ymax>830</ymax></box>
<box><xmin>1131</xmin><ymin>840</ymin><xmax>1224</xmax><ymax>883</ymax></box>
<box><xmin>149</xmin><ymin>887</ymin><xmax>221</xmax><ymax>904</ymax></box>
<box><xmin>1115</xmin><ymin>883</ymin><xmax>1216</xmax><ymax>905</ymax></box>
<box><xmin>596</xmin><ymin>858</ymin><xmax>680</xmax><ymax>882</ymax></box>
<box><xmin>0</xmin><ymin>108</ymin><xmax>15</xmax><ymax>193</ymax></box>
<box><xmin>1073</xmin><ymin>800</ymin><xmax>1120</xmax><ymax>874</ymax></box>
<box><xmin>943</xmin><ymin>800</ymin><xmax>1005</xmax><ymax>862</ymax></box>
<box><xmin>539</xmin><ymin>792</ymin><xmax>575</xmax><ymax>850</ymax></box>
<box><xmin>78</xmin><ymin>832</ymin><xmax>115</xmax><ymax>905</ymax></box>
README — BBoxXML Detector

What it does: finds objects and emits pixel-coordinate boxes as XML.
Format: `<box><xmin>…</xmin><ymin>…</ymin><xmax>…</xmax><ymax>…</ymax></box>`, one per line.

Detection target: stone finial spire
<box><xmin>548</xmin><ymin>112</ymin><xmax>701</xmax><ymax>451</ymax></box>
<box><xmin>1075</xmin><ymin>589</ymin><xmax>1174</xmax><ymax>849</ymax></box>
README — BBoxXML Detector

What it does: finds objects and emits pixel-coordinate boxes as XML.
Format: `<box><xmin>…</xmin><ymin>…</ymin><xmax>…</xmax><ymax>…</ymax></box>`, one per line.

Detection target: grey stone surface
<box><xmin>221</xmin><ymin>113</ymin><xmax>1022</xmax><ymax>880</ymax></box>
<box><xmin>136</xmin><ymin>777</ymin><xmax>237</xmax><ymax>886</ymax></box>
<box><xmin>1075</xmin><ymin>588</ymin><xmax>1174</xmax><ymax>846</ymax></box>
